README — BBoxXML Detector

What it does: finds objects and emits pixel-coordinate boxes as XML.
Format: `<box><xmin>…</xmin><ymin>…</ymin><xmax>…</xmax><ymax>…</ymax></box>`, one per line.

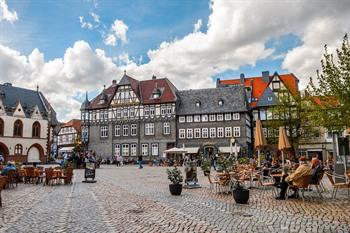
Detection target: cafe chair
<box><xmin>286</xmin><ymin>175</ymin><xmax>312</xmax><ymax>202</ymax></box>
<box><xmin>325</xmin><ymin>172</ymin><xmax>350</xmax><ymax>199</ymax></box>
<box><xmin>0</xmin><ymin>176</ymin><xmax>8</xmax><ymax>207</ymax></box>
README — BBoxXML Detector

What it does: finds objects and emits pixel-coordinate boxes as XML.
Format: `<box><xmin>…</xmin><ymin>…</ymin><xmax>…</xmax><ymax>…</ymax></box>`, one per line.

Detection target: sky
<box><xmin>0</xmin><ymin>0</ymin><xmax>349</xmax><ymax>122</ymax></box>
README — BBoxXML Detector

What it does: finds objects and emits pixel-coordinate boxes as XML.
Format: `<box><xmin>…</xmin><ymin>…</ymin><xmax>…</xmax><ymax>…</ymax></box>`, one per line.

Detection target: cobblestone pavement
<box><xmin>0</xmin><ymin>165</ymin><xmax>349</xmax><ymax>233</ymax></box>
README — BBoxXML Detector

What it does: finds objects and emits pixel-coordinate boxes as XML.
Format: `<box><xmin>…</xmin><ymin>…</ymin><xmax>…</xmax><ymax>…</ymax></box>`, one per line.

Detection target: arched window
<box><xmin>0</xmin><ymin>118</ymin><xmax>4</xmax><ymax>136</ymax></box>
<box><xmin>32</xmin><ymin>121</ymin><xmax>41</xmax><ymax>138</ymax></box>
<box><xmin>14</xmin><ymin>144</ymin><xmax>22</xmax><ymax>155</ymax></box>
<box><xmin>13</xmin><ymin>119</ymin><xmax>23</xmax><ymax>137</ymax></box>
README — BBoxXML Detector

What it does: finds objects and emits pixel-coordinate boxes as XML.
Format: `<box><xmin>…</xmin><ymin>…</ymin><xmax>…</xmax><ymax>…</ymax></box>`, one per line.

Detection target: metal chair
<box><xmin>326</xmin><ymin>172</ymin><xmax>350</xmax><ymax>198</ymax></box>
<box><xmin>286</xmin><ymin>175</ymin><xmax>312</xmax><ymax>201</ymax></box>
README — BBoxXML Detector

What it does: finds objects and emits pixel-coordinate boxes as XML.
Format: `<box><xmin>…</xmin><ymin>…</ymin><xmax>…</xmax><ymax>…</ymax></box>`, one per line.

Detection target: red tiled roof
<box><xmin>218</xmin><ymin>73</ymin><xmax>299</xmax><ymax>107</ymax></box>
<box><xmin>62</xmin><ymin>119</ymin><xmax>81</xmax><ymax>131</ymax></box>
<box><xmin>88</xmin><ymin>85</ymin><xmax>117</xmax><ymax>109</ymax></box>
<box><xmin>140</xmin><ymin>78</ymin><xmax>177</xmax><ymax>104</ymax></box>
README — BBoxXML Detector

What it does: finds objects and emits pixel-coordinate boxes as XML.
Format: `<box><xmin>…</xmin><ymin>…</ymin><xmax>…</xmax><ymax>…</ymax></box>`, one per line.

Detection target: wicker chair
<box><xmin>7</xmin><ymin>170</ymin><xmax>17</xmax><ymax>188</ymax></box>
<box><xmin>61</xmin><ymin>168</ymin><xmax>73</xmax><ymax>185</ymax></box>
<box><xmin>44</xmin><ymin>168</ymin><xmax>58</xmax><ymax>186</ymax></box>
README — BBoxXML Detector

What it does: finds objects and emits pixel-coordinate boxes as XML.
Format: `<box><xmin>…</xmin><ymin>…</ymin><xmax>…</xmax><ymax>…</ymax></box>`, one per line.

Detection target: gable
<box><xmin>256</xmin><ymin>87</ymin><xmax>278</xmax><ymax>107</ymax></box>
<box><xmin>31</xmin><ymin>105</ymin><xmax>43</xmax><ymax>120</ymax></box>
<box><xmin>13</xmin><ymin>102</ymin><xmax>26</xmax><ymax>118</ymax></box>
<box><xmin>111</xmin><ymin>85</ymin><xmax>140</xmax><ymax>106</ymax></box>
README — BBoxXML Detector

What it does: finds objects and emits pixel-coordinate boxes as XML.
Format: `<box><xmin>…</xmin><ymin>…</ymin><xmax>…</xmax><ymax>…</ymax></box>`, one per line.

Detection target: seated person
<box><xmin>275</xmin><ymin>156</ymin><xmax>312</xmax><ymax>200</ymax></box>
<box><xmin>311</xmin><ymin>154</ymin><xmax>320</xmax><ymax>169</ymax></box>
<box><xmin>1</xmin><ymin>161</ymin><xmax>16</xmax><ymax>176</ymax></box>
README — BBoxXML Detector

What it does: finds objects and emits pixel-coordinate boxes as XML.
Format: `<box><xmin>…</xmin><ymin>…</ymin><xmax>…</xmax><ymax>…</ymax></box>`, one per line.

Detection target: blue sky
<box><xmin>1</xmin><ymin>0</ymin><xmax>349</xmax><ymax>121</ymax></box>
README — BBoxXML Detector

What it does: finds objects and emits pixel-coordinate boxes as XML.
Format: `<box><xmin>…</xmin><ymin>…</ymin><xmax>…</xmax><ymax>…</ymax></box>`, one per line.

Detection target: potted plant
<box><xmin>200</xmin><ymin>159</ymin><xmax>211</xmax><ymax>176</ymax></box>
<box><xmin>166</xmin><ymin>167</ymin><xmax>183</xmax><ymax>195</ymax></box>
<box><xmin>231</xmin><ymin>179</ymin><xmax>249</xmax><ymax>204</ymax></box>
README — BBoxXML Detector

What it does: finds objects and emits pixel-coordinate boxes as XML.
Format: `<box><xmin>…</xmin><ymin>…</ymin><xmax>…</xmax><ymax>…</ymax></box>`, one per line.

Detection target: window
<box><xmin>273</xmin><ymin>82</ymin><xmax>280</xmax><ymax>90</ymax></box>
<box><xmin>260</xmin><ymin>109</ymin><xmax>266</xmax><ymax>121</ymax></box>
<box><xmin>217</xmin><ymin>114</ymin><xmax>223</xmax><ymax>121</ymax></box>
<box><xmin>194</xmin><ymin>115</ymin><xmax>201</xmax><ymax>122</ymax></box>
<box><xmin>93</xmin><ymin>112</ymin><xmax>97</xmax><ymax>120</ymax></box>
<box><xmin>195</xmin><ymin>101</ymin><xmax>201</xmax><ymax>107</ymax></box>
<box><xmin>150</xmin><ymin>107</ymin><xmax>155</xmax><ymax>117</ymax></box>
<box><xmin>32</xmin><ymin>121</ymin><xmax>41</xmax><ymax>138</ymax></box>
<box><xmin>268</xmin><ymin>96</ymin><xmax>273</xmax><ymax>101</ymax></box>
<box><xmin>179</xmin><ymin>129</ymin><xmax>185</xmax><ymax>139</ymax></box>
<box><xmin>123</xmin><ymin>108</ymin><xmax>129</xmax><ymax>118</ymax></box>
<box><xmin>224</xmin><ymin>113</ymin><xmax>231</xmax><ymax>121</ymax></box>
<box><xmin>142</xmin><ymin>144</ymin><xmax>148</xmax><ymax>156</ymax></box>
<box><xmin>131</xmin><ymin>124</ymin><xmax>137</xmax><ymax>136</ymax></box>
<box><xmin>187</xmin><ymin>128</ymin><xmax>193</xmax><ymax>139</ymax></box>
<box><xmin>131</xmin><ymin>144</ymin><xmax>137</xmax><ymax>156</ymax></box>
<box><xmin>115</xmin><ymin>125</ymin><xmax>121</xmax><ymax>136</ymax></box>
<box><xmin>263</xmin><ymin>128</ymin><xmax>268</xmax><ymax>138</ymax></box>
<box><xmin>152</xmin><ymin>144</ymin><xmax>159</xmax><ymax>156</ymax></box>
<box><xmin>13</xmin><ymin>120</ymin><xmax>23</xmax><ymax>137</ymax></box>
<box><xmin>225</xmin><ymin>127</ymin><xmax>232</xmax><ymax>138</ymax></box>
<box><xmin>130</xmin><ymin>107</ymin><xmax>135</xmax><ymax>117</ymax></box>
<box><xmin>194</xmin><ymin>128</ymin><xmax>201</xmax><ymax>138</ymax></box>
<box><xmin>179</xmin><ymin>116</ymin><xmax>185</xmax><ymax>123</ymax></box>
<box><xmin>167</xmin><ymin>106</ymin><xmax>172</xmax><ymax>115</ymax></box>
<box><xmin>209</xmin><ymin>114</ymin><xmax>216</xmax><ymax>122</ymax></box>
<box><xmin>267</xmin><ymin>110</ymin><xmax>272</xmax><ymax>120</ymax></box>
<box><xmin>145</xmin><ymin>123</ymin><xmax>154</xmax><ymax>135</ymax></box>
<box><xmin>122</xmin><ymin>144</ymin><xmax>129</xmax><ymax>156</ymax></box>
<box><xmin>186</xmin><ymin>116</ymin><xmax>193</xmax><ymax>123</ymax></box>
<box><xmin>233</xmin><ymin>127</ymin><xmax>241</xmax><ymax>137</ymax></box>
<box><xmin>144</xmin><ymin>107</ymin><xmax>149</xmax><ymax>117</ymax></box>
<box><xmin>123</xmin><ymin>125</ymin><xmax>129</xmax><ymax>136</ymax></box>
<box><xmin>233</xmin><ymin>113</ymin><xmax>240</xmax><ymax>120</ymax></box>
<box><xmin>163</xmin><ymin>122</ymin><xmax>170</xmax><ymax>135</ymax></box>
<box><xmin>101</xmin><ymin>126</ymin><xmax>108</xmax><ymax>137</ymax></box>
<box><xmin>14</xmin><ymin>144</ymin><xmax>22</xmax><ymax>155</ymax></box>
<box><xmin>116</xmin><ymin>109</ymin><xmax>122</xmax><ymax>118</ymax></box>
<box><xmin>218</xmin><ymin>99</ymin><xmax>224</xmax><ymax>106</ymax></box>
<box><xmin>161</xmin><ymin>106</ymin><xmax>166</xmax><ymax>115</ymax></box>
<box><xmin>210</xmin><ymin>128</ymin><xmax>216</xmax><ymax>138</ymax></box>
<box><xmin>217</xmin><ymin>127</ymin><xmax>224</xmax><ymax>138</ymax></box>
<box><xmin>104</xmin><ymin>111</ymin><xmax>108</xmax><ymax>120</ymax></box>
<box><xmin>202</xmin><ymin>115</ymin><xmax>208</xmax><ymax>122</ymax></box>
<box><xmin>202</xmin><ymin>128</ymin><xmax>208</xmax><ymax>138</ymax></box>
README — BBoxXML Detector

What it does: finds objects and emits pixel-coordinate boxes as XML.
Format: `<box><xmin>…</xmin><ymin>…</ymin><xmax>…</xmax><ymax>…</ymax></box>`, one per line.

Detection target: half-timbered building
<box><xmin>81</xmin><ymin>73</ymin><xmax>177</xmax><ymax>160</ymax></box>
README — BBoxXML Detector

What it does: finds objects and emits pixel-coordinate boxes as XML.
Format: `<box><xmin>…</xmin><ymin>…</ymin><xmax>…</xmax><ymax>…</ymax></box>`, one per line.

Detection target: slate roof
<box><xmin>0</xmin><ymin>83</ymin><xmax>58</xmax><ymax>125</ymax></box>
<box><xmin>176</xmin><ymin>86</ymin><xmax>247</xmax><ymax>115</ymax></box>
<box><xmin>256</xmin><ymin>87</ymin><xmax>278</xmax><ymax>107</ymax></box>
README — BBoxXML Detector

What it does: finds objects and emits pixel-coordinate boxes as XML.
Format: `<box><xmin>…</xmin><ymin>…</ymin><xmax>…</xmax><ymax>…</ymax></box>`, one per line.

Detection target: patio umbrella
<box><xmin>164</xmin><ymin>147</ymin><xmax>187</xmax><ymax>154</ymax></box>
<box><xmin>278</xmin><ymin>127</ymin><xmax>291</xmax><ymax>168</ymax></box>
<box><xmin>254</xmin><ymin>120</ymin><xmax>267</xmax><ymax>167</ymax></box>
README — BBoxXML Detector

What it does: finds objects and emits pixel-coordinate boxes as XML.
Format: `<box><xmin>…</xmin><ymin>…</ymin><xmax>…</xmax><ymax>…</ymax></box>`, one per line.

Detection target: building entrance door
<box><xmin>28</xmin><ymin>146</ymin><xmax>40</xmax><ymax>163</ymax></box>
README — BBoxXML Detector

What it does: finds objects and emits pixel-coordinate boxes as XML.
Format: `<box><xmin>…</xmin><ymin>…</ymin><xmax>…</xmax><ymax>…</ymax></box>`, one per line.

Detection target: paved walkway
<box><xmin>0</xmin><ymin>165</ymin><xmax>349</xmax><ymax>233</ymax></box>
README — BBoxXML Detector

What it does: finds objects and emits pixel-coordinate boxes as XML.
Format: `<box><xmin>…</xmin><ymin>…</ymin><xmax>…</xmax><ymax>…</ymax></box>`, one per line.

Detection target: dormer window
<box><xmin>195</xmin><ymin>101</ymin><xmax>201</xmax><ymax>107</ymax></box>
<box><xmin>268</xmin><ymin>96</ymin><xmax>273</xmax><ymax>101</ymax></box>
<box><xmin>151</xmin><ymin>87</ymin><xmax>162</xmax><ymax>99</ymax></box>
<box><xmin>218</xmin><ymin>99</ymin><xmax>224</xmax><ymax>106</ymax></box>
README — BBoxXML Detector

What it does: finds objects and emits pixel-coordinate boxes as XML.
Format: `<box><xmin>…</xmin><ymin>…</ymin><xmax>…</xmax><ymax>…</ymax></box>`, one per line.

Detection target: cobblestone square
<box><xmin>0</xmin><ymin>165</ymin><xmax>349</xmax><ymax>233</ymax></box>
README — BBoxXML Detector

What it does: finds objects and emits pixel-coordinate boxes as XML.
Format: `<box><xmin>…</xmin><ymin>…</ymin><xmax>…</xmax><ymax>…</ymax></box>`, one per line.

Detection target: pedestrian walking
<box><xmin>138</xmin><ymin>155</ymin><xmax>143</xmax><ymax>169</ymax></box>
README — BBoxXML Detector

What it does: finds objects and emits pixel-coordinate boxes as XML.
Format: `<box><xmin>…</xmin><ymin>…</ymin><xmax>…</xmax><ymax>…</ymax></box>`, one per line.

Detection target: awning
<box><xmin>185</xmin><ymin>147</ymin><xmax>199</xmax><ymax>154</ymax></box>
<box><xmin>58</xmin><ymin>146</ymin><xmax>74</xmax><ymax>152</ymax></box>
<box><xmin>219</xmin><ymin>146</ymin><xmax>240</xmax><ymax>153</ymax></box>
<box><xmin>164</xmin><ymin>147</ymin><xmax>187</xmax><ymax>154</ymax></box>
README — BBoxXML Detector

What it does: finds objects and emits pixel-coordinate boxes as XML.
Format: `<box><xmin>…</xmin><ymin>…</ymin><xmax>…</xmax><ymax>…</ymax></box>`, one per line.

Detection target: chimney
<box><xmin>152</xmin><ymin>75</ymin><xmax>156</xmax><ymax>80</ymax></box>
<box><xmin>240</xmin><ymin>73</ymin><xmax>245</xmax><ymax>84</ymax></box>
<box><xmin>112</xmin><ymin>80</ymin><xmax>117</xmax><ymax>86</ymax></box>
<box><xmin>216</xmin><ymin>78</ymin><xmax>221</xmax><ymax>87</ymax></box>
<box><xmin>262</xmin><ymin>71</ymin><xmax>270</xmax><ymax>83</ymax></box>
<box><xmin>3</xmin><ymin>82</ymin><xmax>12</xmax><ymax>87</ymax></box>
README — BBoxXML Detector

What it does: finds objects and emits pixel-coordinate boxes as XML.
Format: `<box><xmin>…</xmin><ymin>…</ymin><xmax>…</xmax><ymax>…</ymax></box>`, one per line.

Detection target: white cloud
<box><xmin>193</xmin><ymin>19</ymin><xmax>202</xmax><ymax>33</ymax></box>
<box><xmin>91</xmin><ymin>12</ymin><xmax>100</xmax><ymax>23</ymax></box>
<box><xmin>0</xmin><ymin>0</ymin><xmax>18</xmax><ymax>22</ymax></box>
<box><xmin>0</xmin><ymin>41</ymin><xmax>121</xmax><ymax>121</ymax></box>
<box><xmin>104</xmin><ymin>19</ymin><xmax>128</xmax><ymax>46</ymax></box>
<box><xmin>79</xmin><ymin>16</ymin><xmax>93</xmax><ymax>30</ymax></box>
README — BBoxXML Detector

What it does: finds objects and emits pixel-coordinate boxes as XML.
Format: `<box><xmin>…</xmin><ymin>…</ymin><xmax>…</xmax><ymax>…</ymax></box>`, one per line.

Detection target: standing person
<box><xmin>138</xmin><ymin>155</ymin><xmax>143</xmax><ymax>169</ymax></box>
<box><xmin>0</xmin><ymin>153</ymin><xmax>4</xmax><ymax>165</ymax></box>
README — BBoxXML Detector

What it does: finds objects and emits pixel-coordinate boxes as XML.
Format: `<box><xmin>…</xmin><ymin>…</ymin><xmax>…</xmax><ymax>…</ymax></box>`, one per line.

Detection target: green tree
<box><xmin>308</xmin><ymin>34</ymin><xmax>350</xmax><ymax>131</ymax></box>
